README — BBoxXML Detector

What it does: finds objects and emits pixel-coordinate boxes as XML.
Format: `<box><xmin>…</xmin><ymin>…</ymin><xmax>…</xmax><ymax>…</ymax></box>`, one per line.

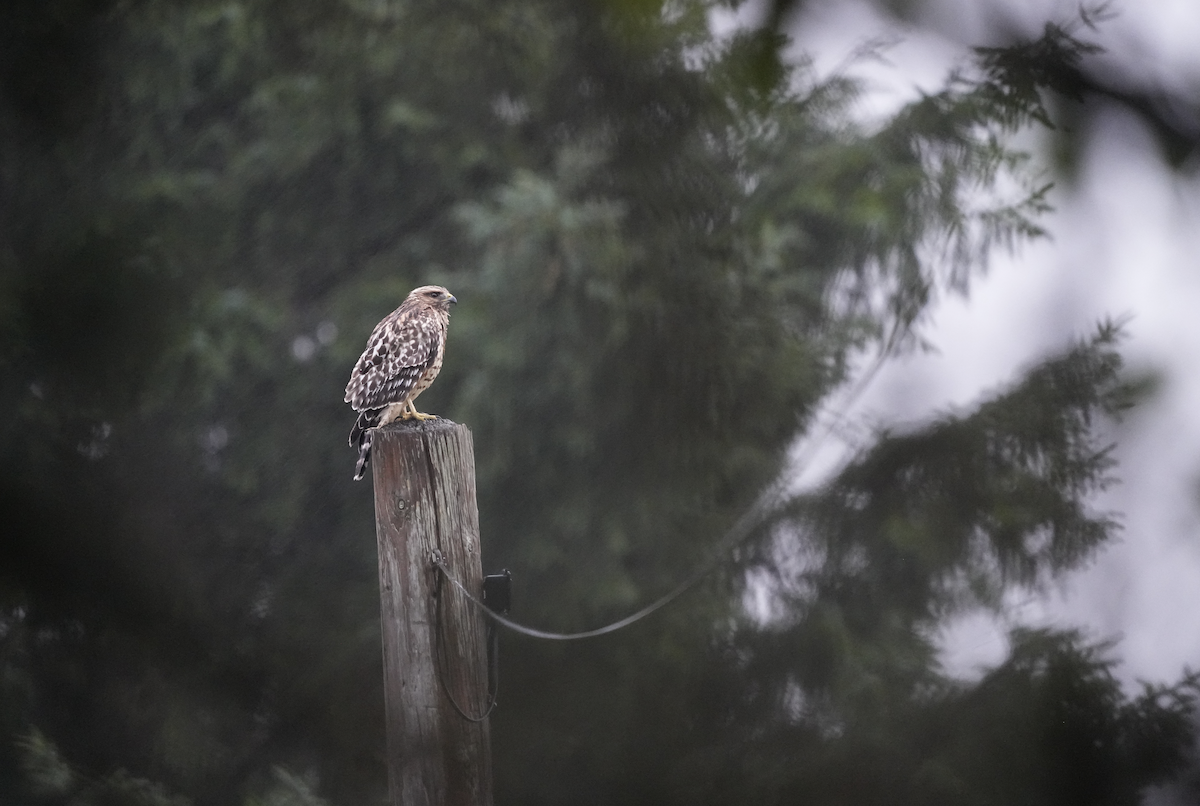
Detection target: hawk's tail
<box><xmin>349</xmin><ymin>408</ymin><xmax>383</xmax><ymax>481</ymax></box>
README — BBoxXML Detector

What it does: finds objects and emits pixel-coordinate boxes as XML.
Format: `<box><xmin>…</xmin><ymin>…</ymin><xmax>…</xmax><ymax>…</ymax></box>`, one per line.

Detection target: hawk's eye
<box><xmin>430</xmin><ymin>291</ymin><xmax>442</xmax><ymax>298</ymax></box>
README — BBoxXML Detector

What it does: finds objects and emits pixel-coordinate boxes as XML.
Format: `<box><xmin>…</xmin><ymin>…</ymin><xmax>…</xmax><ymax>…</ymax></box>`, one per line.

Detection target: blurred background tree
<box><xmin>1</xmin><ymin>0</ymin><xmax>1196</xmax><ymax>805</ymax></box>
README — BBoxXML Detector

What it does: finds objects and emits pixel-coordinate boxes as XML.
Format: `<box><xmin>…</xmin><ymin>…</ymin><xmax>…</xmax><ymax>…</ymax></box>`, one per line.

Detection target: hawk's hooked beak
<box><xmin>448</xmin><ymin>294</ymin><xmax>458</xmax><ymax>305</ymax></box>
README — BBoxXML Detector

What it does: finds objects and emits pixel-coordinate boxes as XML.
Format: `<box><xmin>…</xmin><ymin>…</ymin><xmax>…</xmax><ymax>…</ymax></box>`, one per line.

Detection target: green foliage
<box><xmin>244</xmin><ymin>769</ymin><xmax>331</xmax><ymax>806</ymax></box>
<box><xmin>0</xmin><ymin>1</ymin><xmax>1194</xmax><ymax>805</ymax></box>
<box><xmin>17</xmin><ymin>729</ymin><xmax>192</xmax><ymax>806</ymax></box>
<box><xmin>807</xmin><ymin>323</ymin><xmax>1128</xmax><ymax>609</ymax></box>
<box><xmin>663</xmin><ymin>328</ymin><xmax>1185</xmax><ymax>805</ymax></box>
<box><xmin>676</xmin><ymin>629</ymin><xmax>1200</xmax><ymax>806</ymax></box>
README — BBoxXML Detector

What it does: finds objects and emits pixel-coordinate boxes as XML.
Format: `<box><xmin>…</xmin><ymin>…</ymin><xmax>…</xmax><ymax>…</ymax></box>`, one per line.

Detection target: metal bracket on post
<box><xmin>482</xmin><ymin>570</ymin><xmax>512</xmax><ymax>615</ymax></box>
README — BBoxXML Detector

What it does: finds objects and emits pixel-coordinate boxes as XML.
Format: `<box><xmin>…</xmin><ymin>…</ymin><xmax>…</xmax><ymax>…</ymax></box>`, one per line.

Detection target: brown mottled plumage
<box><xmin>344</xmin><ymin>285</ymin><xmax>456</xmax><ymax>480</ymax></box>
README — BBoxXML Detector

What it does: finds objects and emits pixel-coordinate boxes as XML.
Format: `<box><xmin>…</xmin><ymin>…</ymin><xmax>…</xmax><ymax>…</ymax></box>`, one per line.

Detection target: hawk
<box><xmin>344</xmin><ymin>285</ymin><xmax>457</xmax><ymax>480</ymax></box>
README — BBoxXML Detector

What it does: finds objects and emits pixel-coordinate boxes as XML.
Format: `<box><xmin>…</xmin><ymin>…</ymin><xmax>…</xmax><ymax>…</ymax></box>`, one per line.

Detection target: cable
<box><xmin>431</xmin><ymin>348</ymin><xmax>892</xmax><ymax>642</ymax></box>
<box><xmin>431</xmin><ymin>477</ymin><xmax>791</xmax><ymax>641</ymax></box>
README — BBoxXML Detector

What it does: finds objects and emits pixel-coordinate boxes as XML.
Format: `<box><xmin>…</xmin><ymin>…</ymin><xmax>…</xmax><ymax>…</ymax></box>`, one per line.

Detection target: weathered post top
<box><xmin>371</xmin><ymin>419</ymin><xmax>493</xmax><ymax>806</ymax></box>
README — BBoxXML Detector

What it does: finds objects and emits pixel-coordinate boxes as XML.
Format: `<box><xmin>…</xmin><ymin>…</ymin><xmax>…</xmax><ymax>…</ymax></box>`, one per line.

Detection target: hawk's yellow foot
<box><xmin>402</xmin><ymin>402</ymin><xmax>437</xmax><ymax>421</ymax></box>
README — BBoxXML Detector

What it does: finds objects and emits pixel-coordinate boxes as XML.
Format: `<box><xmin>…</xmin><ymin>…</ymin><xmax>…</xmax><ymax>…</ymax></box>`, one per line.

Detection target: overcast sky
<box><xmin>785</xmin><ymin>0</ymin><xmax>1200</xmax><ymax>688</ymax></box>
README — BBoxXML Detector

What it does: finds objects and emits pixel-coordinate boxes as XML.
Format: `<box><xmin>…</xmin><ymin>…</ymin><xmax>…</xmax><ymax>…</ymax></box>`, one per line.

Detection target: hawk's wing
<box><xmin>344</xmin><ymin>310</ymin><xmax>441</xmax><ymax>412</ymax></box>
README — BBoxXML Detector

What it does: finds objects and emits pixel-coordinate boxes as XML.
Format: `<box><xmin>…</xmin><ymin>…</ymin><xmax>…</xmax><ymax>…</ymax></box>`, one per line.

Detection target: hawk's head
<box><xmin>409</xmin><ymin>285</ymin><xmax>457</xmax><ymax>311</ymax></box>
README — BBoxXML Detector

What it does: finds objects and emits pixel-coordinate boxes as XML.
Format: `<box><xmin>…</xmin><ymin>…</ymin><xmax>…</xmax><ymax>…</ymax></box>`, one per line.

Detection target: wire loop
<box><xmin>432</xmin><ymin>557</ymin><xmax>499</xmax><ymax>721</ymax></box>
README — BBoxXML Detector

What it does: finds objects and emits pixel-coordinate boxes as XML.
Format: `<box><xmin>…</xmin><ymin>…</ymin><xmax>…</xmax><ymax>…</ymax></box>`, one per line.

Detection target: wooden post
<box><xmin>372</xmin><ymin>419</ymin><xmax>493</xmax><ymax>806</ymax></box>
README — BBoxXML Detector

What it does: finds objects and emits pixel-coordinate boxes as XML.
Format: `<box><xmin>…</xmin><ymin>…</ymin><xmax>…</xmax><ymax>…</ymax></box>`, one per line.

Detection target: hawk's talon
<box><xmin>401</xmin><ymin>401</ymin><xmax>437</xmax><ymax>422</ymax></box>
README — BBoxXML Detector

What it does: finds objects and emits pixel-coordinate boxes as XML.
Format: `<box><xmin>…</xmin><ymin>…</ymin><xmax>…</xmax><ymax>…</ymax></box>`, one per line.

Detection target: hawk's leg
<box><xmin>401</xmin><ymin>400</ymin><xmax>437</xmax><ymax>421</ymax></box>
